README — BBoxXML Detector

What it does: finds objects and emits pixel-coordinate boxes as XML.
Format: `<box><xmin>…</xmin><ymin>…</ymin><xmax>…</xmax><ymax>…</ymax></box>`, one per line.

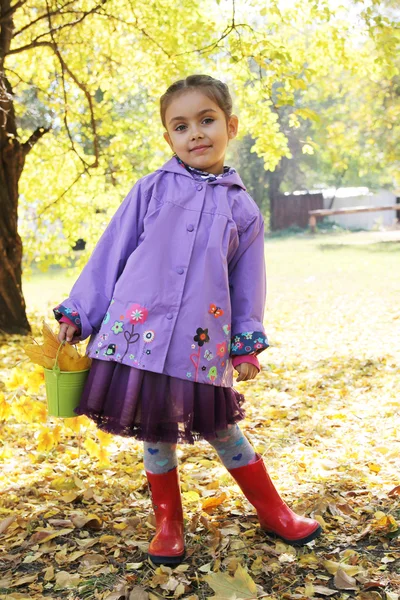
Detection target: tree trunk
<box><xmin>1</xmin><ymin>0</ymin><xmax>31</xmax><ymax>334</ymax></box>
<box><xmin>0</xmin><ymin>80</ymin><xmax>31</xmax><ymax>334</ymax></box>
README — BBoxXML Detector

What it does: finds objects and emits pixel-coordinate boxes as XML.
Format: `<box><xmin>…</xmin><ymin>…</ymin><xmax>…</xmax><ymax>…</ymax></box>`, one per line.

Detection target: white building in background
<box><xmin>287</xmin><ymin>187</ymin><xmax>399</xmax><ymax>230</ymax></box>
<box><xmin>322</xmin><ymin>189</ymin><xmax>398</xmax><ymax>230</ymax></box>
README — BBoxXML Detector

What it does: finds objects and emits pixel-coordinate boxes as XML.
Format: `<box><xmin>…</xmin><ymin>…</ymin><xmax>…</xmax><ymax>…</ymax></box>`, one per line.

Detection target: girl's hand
<box><xmin>235</xmin><ymin>362</ymin><xmax>259</xmax><ymax>382</ymax></box>
<box><xmin>58</xmin><ymin>323</ymin><xmax>78</xmax><ymax>344</ymax></box>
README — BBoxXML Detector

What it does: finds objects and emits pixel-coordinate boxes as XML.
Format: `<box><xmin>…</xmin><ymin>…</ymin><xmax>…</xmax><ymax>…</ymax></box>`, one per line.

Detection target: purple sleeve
<box><xmin>53</xmin><ymin>179</ymin><xmax>151</xmax><ymax>341</ymax></box>
<box><xmin>228</xmin><ymin>212</ymin><xmax>269</xmax><ymax>357</ymax></box>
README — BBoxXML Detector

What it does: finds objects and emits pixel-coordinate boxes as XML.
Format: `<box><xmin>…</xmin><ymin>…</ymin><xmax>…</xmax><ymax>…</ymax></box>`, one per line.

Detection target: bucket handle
<box><xmin>53</xmin><ymin>341</ymin><xmax>65</xmax><ymax>376</ymax></box>
<box><xmin>50</xmin><ymin>342</ymin><xmax>65</xmax><ymax>410</ymax></box>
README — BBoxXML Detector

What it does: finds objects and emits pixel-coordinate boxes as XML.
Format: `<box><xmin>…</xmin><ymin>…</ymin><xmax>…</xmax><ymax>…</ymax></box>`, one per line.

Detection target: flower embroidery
<box><xmin>186</xmin><ymin>372</ymin><xmax>192</xmax><ymax>378</ymax></box>
<box><xmin>129</xmin><ymin>354</ymin><xmax>135</xmax><ymax>360</ymax></box>
<box><xmin>145</xmin><ymin>349</ymin><xmax>151</xmax><ymax>355</ymax></box>
<box><xmin>204</xmin><ymin>349</ymin><xmax>214</xmax><ymax>361</ymax></box>
<box><xmin>121</xmin><ymin>304</ymin><xmax>148</xmax><ymax>361</ymax></box>
<box><xmin>194</xmin><ymin>328</ymin><xmax>210</xmax><ymax>347</ymax></box>
<box><xmin>143</xmin><ymin>330</ymin><xmax>155</xmax><ymax>343</ymax></box>
<box><xmin>127</xmin><ymin>304</ymin><xmax>148</xmax><ymax>325</ymax></box>
<box><xmin>111</xmin><ymin>321</ymin><xmax>124</xmax><ymax>334</ymax></box>
<box><xmin>254</xmin><ymin>342</ymin><xmax>264</xmax><ymax>350</ymax></box>
<box><xmin>234</xmin><ymin>336</ymin><xmax>241</xmax><ymax>343</ymax></box>
<box><xmin>216</xmin><ymin>342</ymin><xmax>227</xmax><ymax>358</ymax></box>
<box><xmin>245</xmin><ymin>345</ymin><xmax>252</xmax><ymax>352</ymax></box>
<box><xmin>243</xmin><ymin>332</ymin><xmax>253</xmax><ymax>340</ymax></box>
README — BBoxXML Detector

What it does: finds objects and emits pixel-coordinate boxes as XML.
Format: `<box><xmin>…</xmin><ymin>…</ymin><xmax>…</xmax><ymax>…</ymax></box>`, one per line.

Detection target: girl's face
<box><xmin>163</xmin><ymin>89</ymin><xmax>238</xmax><ymax>175</ymax></box>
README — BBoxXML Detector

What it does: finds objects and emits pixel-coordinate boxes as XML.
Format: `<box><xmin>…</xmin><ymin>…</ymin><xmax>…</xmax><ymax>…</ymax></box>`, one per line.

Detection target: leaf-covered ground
<box><xmin>1</xmin><ymin>231</ymin><xmax>399</xmax><ymax>600</ymax></box>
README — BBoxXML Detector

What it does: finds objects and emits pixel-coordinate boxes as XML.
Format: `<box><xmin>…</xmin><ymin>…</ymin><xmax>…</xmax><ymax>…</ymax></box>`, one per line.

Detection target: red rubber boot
<box><xmin>229</xmin><ymin>455</ymin><xmax>322</xmax><ymax>546</ymax></box>
<box><xmin>146</xmin><ymin>468</ymin><xmax>185</xmax><ymax>565</ymax></box>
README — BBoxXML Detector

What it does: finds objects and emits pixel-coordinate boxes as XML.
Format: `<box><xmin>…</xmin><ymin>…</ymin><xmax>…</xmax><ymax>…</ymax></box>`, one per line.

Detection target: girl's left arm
<box><xmin>54</xmin><ymin>178</ymin><xmax>152</xmax><ymax>342</ymax></box>
<box><xmin>229</xmin><ymin>211</ymin><xmax>269</xmax><ymax>367</ymax></box>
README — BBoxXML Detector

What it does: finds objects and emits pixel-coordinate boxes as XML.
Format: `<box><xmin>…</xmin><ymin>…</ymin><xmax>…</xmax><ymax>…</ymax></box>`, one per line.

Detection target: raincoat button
<box><xmin>196</xmin><ymin>184</ymin><xmax>203</xmax><ymax>191</ymax></box>
<box><xmin>177</xmin><ymin>267</ymin><xmax>184</xmax><ymax>275</ymax></box>
<box><xmin>187</xmin><ymin>224</ymin><xmax>194</xmax><ymax>232</ymax></box>
<box><xmin>166</xmin><ymin>313</ymin><xmax>173</xmax><ymax>320</ymax></box>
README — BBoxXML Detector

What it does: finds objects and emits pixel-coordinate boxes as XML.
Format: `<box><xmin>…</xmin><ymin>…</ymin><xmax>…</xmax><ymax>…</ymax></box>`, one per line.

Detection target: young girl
<box><xmin>55</xmin><ymin>74</ymin><xmax>321</xmax><ymax>565</ymax></box>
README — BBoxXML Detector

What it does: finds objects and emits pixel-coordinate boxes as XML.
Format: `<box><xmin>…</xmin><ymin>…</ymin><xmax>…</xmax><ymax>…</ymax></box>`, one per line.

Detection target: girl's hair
<box><xmin>160</xmin><ymin>74</ymin><xmax>233</xmax><ymax>128</ymax></box>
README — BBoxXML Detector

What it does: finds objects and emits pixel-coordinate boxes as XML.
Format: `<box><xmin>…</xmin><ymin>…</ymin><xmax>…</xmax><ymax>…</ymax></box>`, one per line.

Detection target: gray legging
<box><xmin>143</xmin><ymin>424</ymin><xmax>256</xmax><ymax>474</ymax></box>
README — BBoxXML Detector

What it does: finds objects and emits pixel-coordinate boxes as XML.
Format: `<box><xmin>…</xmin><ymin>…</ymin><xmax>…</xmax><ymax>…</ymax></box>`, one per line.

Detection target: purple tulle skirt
<box><xmin>74</xmin><ymin>359</ymin><xmax>245</xmax><ymax>444</ymax></box>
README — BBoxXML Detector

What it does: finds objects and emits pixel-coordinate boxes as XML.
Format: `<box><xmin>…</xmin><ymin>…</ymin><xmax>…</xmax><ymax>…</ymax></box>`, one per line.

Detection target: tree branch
<box><xmin>0</xmin><ymin>0</ymin><xmax>28</xmax><ymax>25</ymax></box>
<box><xmin>22</xmin><ymin>126</ymin><xmax>51</xmax><ymax>157</ymax></box>
<box><xmin>12</xmin><ymin>0</ymin><xmax>78</xmax><ymax>37</ymax></box>
<box><xmin>7</xmin><ymin>40</ymin><xmax>55</xmax><ymax>56</ymax></box>
<box><xmin>44</xmin><ymin>0</ymin><xmax>98</xmax><ymax>169</ymax></box>
<box><xmin>13</xmin><ymin>2</ymin><xmax>106</xmax><ymax>42</ymax></box>
<box><xmin>34</xmin><ymin>169</ymin><xmax>86</xmax><ymax>218</ymax></box>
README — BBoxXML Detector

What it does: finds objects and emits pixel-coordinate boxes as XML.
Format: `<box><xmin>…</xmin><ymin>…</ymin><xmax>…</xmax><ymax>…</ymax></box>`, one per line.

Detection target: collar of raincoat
<box><xmin>157</xmin><ymin>157</ymin><xmax>247</xmax><ymax>191</ymax></box>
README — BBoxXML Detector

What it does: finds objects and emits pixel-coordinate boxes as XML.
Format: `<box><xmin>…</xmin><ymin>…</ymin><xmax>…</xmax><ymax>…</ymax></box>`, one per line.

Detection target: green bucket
<box><xmin>44</xmin><ymin>342</ymin><xmax>90</xmax><ymax>418</ymax></box>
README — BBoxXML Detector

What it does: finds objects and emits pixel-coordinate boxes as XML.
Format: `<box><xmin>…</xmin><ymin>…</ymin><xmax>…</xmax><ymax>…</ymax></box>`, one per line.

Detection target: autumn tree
<box><xmin>2</xmin><ymin>0</ymin><xmax>399</xmax><ymax>334</ymax></box>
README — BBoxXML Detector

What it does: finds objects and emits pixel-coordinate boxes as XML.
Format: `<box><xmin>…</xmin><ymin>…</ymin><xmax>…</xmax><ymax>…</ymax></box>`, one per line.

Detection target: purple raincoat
<box><xmin>55</xmin><ymin>158</ymin><xmax>268</xmax><ymax>387</ymax></box>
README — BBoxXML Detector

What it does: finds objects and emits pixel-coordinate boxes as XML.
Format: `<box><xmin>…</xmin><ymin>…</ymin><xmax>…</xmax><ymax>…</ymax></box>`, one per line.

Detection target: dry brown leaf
<box><xmin>80</xmin><ymin>553</ymin><xmax>107</xmax><ymax>567</ymax></box>
<box><xmin>333</xmin><ymin>568</ymin><xmax>358</xmax><ymax>591</ymax></box>
<box><xmin>10</xmin><ymin>574</ymin><xmax>38</xmax><ymax>587</ymax></box>
<box><xmin>0</xmin><ymin>515</ymin><xmax>16</xmax><ymax>534</ymax></box>
<box><xmin>30</xmin><ymin>528</ymin><xmax>74</xmax><ymax>544</ymax></box>
<box><xmin>54</xmin><ymin>570</ymin><xmax>81</xmax><ymax>589</ymax></box>
<box><xmin>70</xmin><ymin>512</ymin><xmax>103</xmax><ymax>529</ymax></box>
<box><xmin>43</xmin><ymin>565</ymin><xmax>54</xmax><ymax>581</ymax></box>
<box><xmin>128</xmin><ymin>588</ymin><xmax>149</xmax><ymax>600</ymax></box>
<box><xmin>313</xmin><ymin>586</ymin><xmax>338</xmax><ymax>596</ymax></box>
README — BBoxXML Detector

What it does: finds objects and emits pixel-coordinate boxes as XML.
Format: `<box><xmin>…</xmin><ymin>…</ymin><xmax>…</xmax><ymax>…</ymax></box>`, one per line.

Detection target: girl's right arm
<box><xmin>54</xmin><ymin>178</ymin><xmax>152</xmax><ymax>341</ymax></box>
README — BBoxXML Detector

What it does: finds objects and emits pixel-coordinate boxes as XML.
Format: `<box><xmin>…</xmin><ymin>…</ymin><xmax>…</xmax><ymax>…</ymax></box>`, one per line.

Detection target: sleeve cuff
<box><xmin>59</xmin><ymin>315</ymin><xmax>80</xmax><ymax>330</ymax></box>
<box><xmin>54</xmin><ymin>304</ymin><xmax>82</xmax><ymax>334</ymax></box>
<box><xmin>232</xmin><ymin>354</ymin><xmax>260</xmax><ymax>372</ymax></box>
<box><xmin>230</xmin><ymin>331</ymin><xmax>269</xmax><ymax>356</ymax></box>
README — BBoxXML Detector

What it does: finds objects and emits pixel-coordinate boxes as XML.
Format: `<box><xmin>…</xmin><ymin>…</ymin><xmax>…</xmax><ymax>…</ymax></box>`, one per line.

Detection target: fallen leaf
<box><xmin>334</xmin><ymin>568</ymin><xmax>358</xmax><ymax>591</ymax></box>
<box><xmin>0</xmin><ymin>515</ymin><xmax>16</xmax><ymax>534</ymax></box>
<box><xmin>202</xmin><ymin>493</ymin><xmax>227</xmax><ymax>511</ymax></box>
<box><xmin>55</xmin><ymin>570</ymin><xmax>81</xmax><ymax>589</ymax></box>
<box><xmin>129</xmin><ymin>587</ymin><xmax>149</xmax><ymax>600</ymax></box>
<box><xmin>204</xmin><ymin>564</ymin><xmax>257</xmax><ymax>599</ymax></box>
<box><xmin>30</xmin><ymin>528</ymin><xmax>74</xmax><ymax>544</ymax></box>
<box><xmin>70</xmin><ymin>512</ymin><xmax>103</xmax><ymax>529</ymax></box>
<box><xmin>43</xmin><ymin>565</ymin><xmax>54</xmax><ymax>581</ymax></box>
<box><xmin>10</xmin><ymin>574</ymin><xmax>38</xmax><ymax>587</ymax></box>
<box><xmin>313</xmin><ymin>585</ymin><xmax>338</xmax><ymax>596</ymax></box>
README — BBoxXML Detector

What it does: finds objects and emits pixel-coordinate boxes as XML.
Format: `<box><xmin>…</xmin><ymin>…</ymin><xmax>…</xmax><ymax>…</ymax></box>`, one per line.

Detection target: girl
<box><xmin>55</xmin><ymin>74</ymin><xmax>321</xmax><ymax>565</ymax></box>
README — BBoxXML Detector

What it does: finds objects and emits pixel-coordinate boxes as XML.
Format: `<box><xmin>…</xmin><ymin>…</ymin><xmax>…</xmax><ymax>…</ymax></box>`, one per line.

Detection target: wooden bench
<box><xmin>309</xmin><ymin>204</ymin><xmax>400</xmax><ymax>233</ymax></box>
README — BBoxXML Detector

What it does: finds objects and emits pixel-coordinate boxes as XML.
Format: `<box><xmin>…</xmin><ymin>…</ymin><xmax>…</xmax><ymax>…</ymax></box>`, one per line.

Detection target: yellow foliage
<box><xmin>24</xmin><ymin>322</ymin><xmax>91</xmax><ymax>372</ymax></box>
<box><xmin>37</xmin><ymin>427</ymin><xmax>57</xmax><ymax>453</ymax></box>
<box><xmin>5</xmin><ymin>369</ymin><xmax>27</xmax><ymax>391</ymax></box>
<box><xmin>84</xmin><ymin>438</ymin><xmax>101</xmax><ymax>460</ymax></box>
<box><xmin>0</xmin><ymin>393</ymin><xmax>11</xmax><ymax>421</ymax></box>
<box><xmin>96</xmin><ymin>430</ymin><xmax>114</xmax><ymax>447</ymax></box>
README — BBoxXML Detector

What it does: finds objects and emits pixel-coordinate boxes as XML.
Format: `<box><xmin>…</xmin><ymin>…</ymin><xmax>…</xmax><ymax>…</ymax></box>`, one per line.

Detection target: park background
<box><xmin>0</xmin><ymin>0</ymin><xmax>400</xmax><ymax>598</ymax></box>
